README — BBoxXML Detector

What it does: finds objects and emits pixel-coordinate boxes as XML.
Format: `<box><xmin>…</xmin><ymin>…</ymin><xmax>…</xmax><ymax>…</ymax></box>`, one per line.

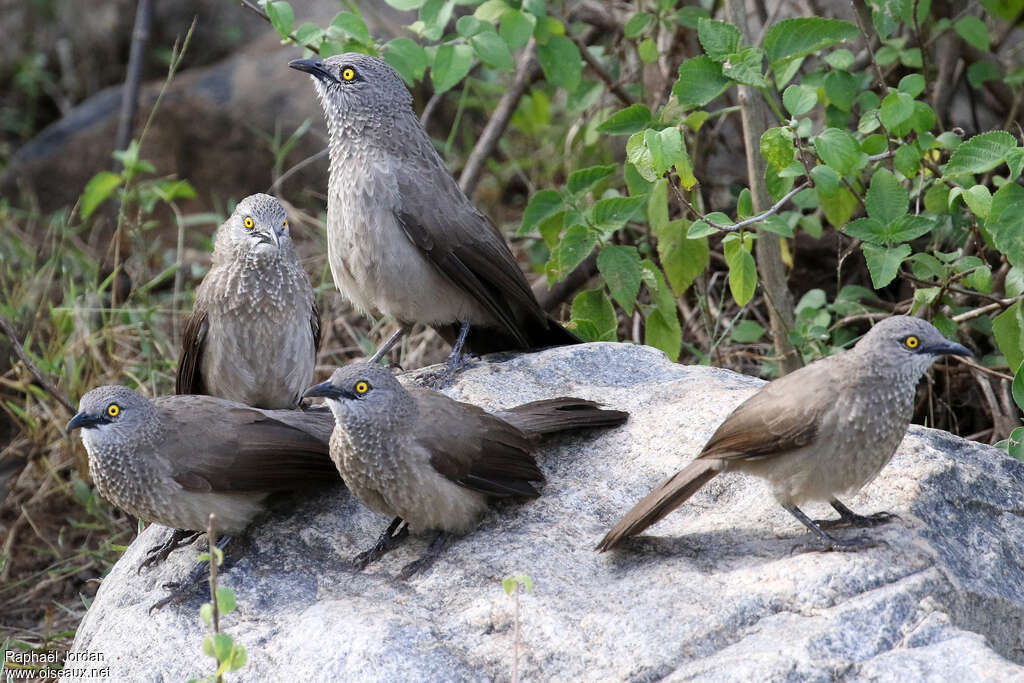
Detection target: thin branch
<box><xmin>114</xmin><ymin>0</ymin><xmax>153</xmax><ymax>162</ymax></box>
<box><xmin>850</xmin><ymin>0</ymin><xmax>887</xmax><ymax>91</ymax></box>
<box><xmin>238</xmin><ymin>0</ymin><xmax>320</xmax><ymax>54</ymax></box>
<box><xmin>670</xmin><ymin>181</ymin><xmax>809</xmax><ymax>232</ymax></box>
<box><xmin>951</xmin><ymin>293</ymin><xmax>1024</xmax><ymax>323</ymax></box>
<box><xmin>956</xmin><ymin>356</ymin><xmax>1013</xmax><ymax>382</ymax></box>
<box><xmin>569</xmin><ymin>34</ymin><xmax>635</xmax><ymax>106</ymax></box>
<box><xmin>0</xmin><ymin>315</ymin><xmax>76</xmax><ymax>415</ymax></box>
<box><xmin>459</xmin><ymin>40</ymin><xmax>539</xmax><ymax>196</ymax></box>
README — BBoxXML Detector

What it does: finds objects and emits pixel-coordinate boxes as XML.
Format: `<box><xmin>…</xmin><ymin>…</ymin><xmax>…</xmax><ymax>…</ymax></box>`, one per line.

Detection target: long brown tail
<box><xmin>498</xmin><ymin>398</ymin><xmax>628</xmax><ymax>436</ymax></box>
<box><xmin>596</xmin><ymin>459</ymin><xmax>722</xmax><ymax>552</ymax></box>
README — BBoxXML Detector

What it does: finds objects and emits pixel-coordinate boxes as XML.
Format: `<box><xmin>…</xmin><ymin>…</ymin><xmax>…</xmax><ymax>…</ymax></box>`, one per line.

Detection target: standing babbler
<box><xmin>176</xmin><ymin>193</ymin><xmax>319</xmax><ymax>409</ymax></box>
<box><xmin>289</xmin><ymin>54</ymin><xmax>578</xmax><ymax>378</ymax></box>
<box><xmin>304</xmin><ymin>363</ymin><xmax>627</xmax><ymax>577</ymax></box>
<box><xmin>597</xmin><ymin>316</ymin><xmax>971</xmax><ymax>552</ymax></box>
<box><xmin>66</xmin><ymin>385</ymin><xmax>338</xmax><ymax>608</ymax></box>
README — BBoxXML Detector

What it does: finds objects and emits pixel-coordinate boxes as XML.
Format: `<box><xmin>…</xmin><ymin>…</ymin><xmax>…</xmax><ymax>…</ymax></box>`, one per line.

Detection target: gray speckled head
<box><xmin>305</xmin><ymin>363</ymin><xmax>415</xmax><ymax>430</ymax></box>
<box><xmin>854</xmin><ymin>315</ymin><xmax>971</xmax><ymax>378</ymax></box>
<box><xmin>289</xmin><ymin>53</ymin><xmax>413</xmax><ymax>139</ymax></box>
<box><xmin>214</xmin><ymin>193</ymin><xmax>292</xmax><ymax>265</ymax></box>
<box><xmin>66</xmin><ymin>385</ymin><xmax>161</xmax><ymax>448</ymax></box>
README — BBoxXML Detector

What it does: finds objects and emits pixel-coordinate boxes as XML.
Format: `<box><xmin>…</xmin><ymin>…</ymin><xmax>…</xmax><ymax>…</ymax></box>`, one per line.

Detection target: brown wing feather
<box><xmin>392</xmin><ymin>157</ymin><xmax>550</xmax><ymax>348</ymax></box>
<box><xmin>410</xmin><ymin>389</ymin><xmax>542</xmax><ymax>499</ymax></box>
<box><xmin>175</xmin><ymin>309</ymin><xmax>208</xmax><ymax>395</ymax></box>
<box><xmin>697</xmin><ymin>361</ymin><xmax>834</xmax><ymax>462</ymax></box>
<box><xmin>156</xmin><ymin>397</ymin><xmax>338</xmax><ymax>493</ymax></box>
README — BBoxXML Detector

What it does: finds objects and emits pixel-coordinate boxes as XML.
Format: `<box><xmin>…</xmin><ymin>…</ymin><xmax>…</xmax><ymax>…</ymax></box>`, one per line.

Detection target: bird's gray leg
<box><xmin>148</xmin><ymin>535</ymin><xmax>232</xmax><ymax>613</ymax></box>
<box><xmin>368</xmin><ymin>325</ymin><xmax>412</xmax><ymax>365</ymax></box>
<box><xmin>430</xmin><ymin>321</ymin><xmax>472</xmax><ymax>389</ymax></box>
<box><xmin>397</xmin><ymin>531</ymin><xmax>454</xmax><ymax>580</ymax></box>
<box><xmin>782</xmin><ymin>503</ymin><xmax>877</xmax><ymax>551</ymax></box>
<box><xmin>815</xmin><ymin>498</ymin><xmax>899</xmax><ymax>529</ymax></box>
<box><xmin>352</xmin><ymin>517</ymin><xmax>409</xmax><ymax>570</ymax></box>
<box><xmin>138</xmin><ymin>529</ymin><xmax>202</xmax><ymax>573</ymax></box>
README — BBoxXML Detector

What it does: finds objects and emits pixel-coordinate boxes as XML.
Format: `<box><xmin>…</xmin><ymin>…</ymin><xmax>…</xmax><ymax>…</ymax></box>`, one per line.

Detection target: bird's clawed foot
<box><xmin>816</xmin><ymin>499</ymin><xmax>899</xmax><ymax>529</ymax></box>
<box><xmin>352</xmin><ymin>517</ymin><xmax>408</xmax><ymax>571</ymax></box>
<box><xmin>138</xmin><ymin>529</ymin><xmax>202</xmax><ymax>574</ymax></box>
<box><xmin>783</xmin><ymin>502</ymin><xmax>886</xmax><ymax>555</ymax></box>
<box><xmin>397</xmin><ymin>531</ymin><xmax>452</xmax><ymax>580</ymax></box>
<box><xmin>147</xmin><ymin>535</ymin><xmax>232</xmax><ymax>613</ymax></box>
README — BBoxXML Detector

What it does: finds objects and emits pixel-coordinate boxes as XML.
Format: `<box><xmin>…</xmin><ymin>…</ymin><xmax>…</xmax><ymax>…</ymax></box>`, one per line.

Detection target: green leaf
<box><xmin>783</xmin><ymin>84</ymin><xmax>817</xmax><ymax>116</ymax></box>
<box><xmin>644</xmin><ymin>127</ymin><xmax>684</xmax><ymax>177</ymax></box>
<box><xmin>430</xmin><ymin>44</ymin><xmax>475</xmax><ymax>94</ymax></box>
<box><xmin>846</xmin><ymin>215</ymin><xmax>933</xmax><ymax>244</ymax></box>
<box><xmin>722</xmin><ymin>47</ymin><xmax>768</xmax><ymax>88</ymax></box>
<box><xmin>625</xmin><ymin>12</ymin><xmax>655</xmax><ymax>39</ymax></box>
<box><xmin>569</xmin><ymin>289</ymin><xmax>617</xmax><ymax>341</ymax></box>
<box><xmin>943</xmin><ymin>131</ymin><xmax>1017</xmax><ymax>177</ymax></box>
<box><xmin>384</xmin><ymin>38</ymin><xmax>428</xmax><ymax>85</ymax></box>
<box><xmin>597</xmin><ymin>245</ymin><xmax>643</xmax><ymax>315</ymax></box>
<box><xmin>475</xmin><ymin>0</ymin><xmax>511</xmax><ymax>21</ymax></box>
<box><xmin>265</xmin><ymin>1</ymin><xmax>294</xmax><ymax>38</ymax></box>
<box><xmin>547</xmin><ymin>224</ymin><xmax>597</xmax><ymax>284</ymax></box>
<box><xmin>210</xmin><ymin>633</ymin><xmax>235</xmax><ymax>663</ymax></box>
<box><xmin>862</xmin><ymin>243</ymin><xmax>912</xmax><ymax>288</ymax></box>
<box><xmin>537</xmin><ymin>35</ymin><xmax>581</xmax><ymax>91</ymax></box>
<box><xmin>865</xmin><ymin>168</ymin><xmax>907</xmax><ymax>224</ymax></box>
<box><xmin>567</xmin><ymin>165</ymin><xmax>616</xmax><ymax>196</ymax></box>
<box><xmin>592</xmin><ymin>196</ymin><xmax>647</xmax><ymax>233</ymax></box>
<box><xmin>954</xmin><ymin>16</ymin><xmax>990</xmax><ymax>51</ymax></box>
<box><xmin>987</xmin><ymin>182</ymin><xmax>1024</xmax><ymax>269</ymax></box>
<box><xmin>330</xmin><ymin>12</ymin><xmax>371</xmax><ymax>45</ymax></box>
<box><xmin>199</xmin><ymin>602</ymin><xmax>213</xmax><ymax>626</ymax></box>
<box><xmin>825</xmin><ymin>48</ymin><xmax>854</xmax><ymax>70</ymax></box>
<box><xmin>656</xmin><ymin>220</ymin><xmax>708</xmax><ymax>295</ymax></box>
<box><xmin>731</xmin><ymin>319</ymin><xmax>766</xmax><ymax>343</ymax></box>
<box><xmin>673</xmin><ymin>56</ymin><xmax>731</xmax><ymax>107</ymax></box>
<box><xmin>762</xmin><ymin>18</ymin><xmax>859</xmax><ymax>72</ymax></box>
<box><xmin>293</xmin><ymin>23</ymin><xmax>325</xmax><ymax>48</ymax></box>
<box><xmin>824</xmin><ymin>71</ymin><xmax>858</xmax><ymax>111</ymax></box>
<box><xmin>994</xmin><ymin>300</ymin><xmax>1024</xmax><ymax>373</ymax></box>
<box><xmin>386</xmin><ymin>0</ymin><xmax>427</xmax><ymax>9</ymax></box>
<box><xmin>697</xmin><ymin>18</ymin><xmax>741</xmax><ymax>60</ymax></box>
<box><xmin>810</xmin><ymin>165</ymin><xmax>856</xmax><ymax>226</ymax></box>
<box><xmin>472</xmin><ymin>31</ymin><xmax>515</xmax><ymax>70</ymax></box>
<box><xmin>893</xmin><ymin>145</ymin><xmax>923</xmax><ymax>178</ymax></box>
<box><xmin>596</xmin><ymin>104</ymin><xmax>652</xmax><ymax>135</ymax></box>
<box><xmin>760</xmin><ymin>126</ymin><xmax>795</xmax><ymax>169</ymax></box>
<box><xmin>645</xmin><ymin>309</ymin><xmax>682</xmax><ymax>361</ymax></box>
<box><xmin>499</xmin><ymin>9</ymin><xmax>535</xmax><ymax>50</ymax></box>
<box><xmin>879</xmin><ymin>91</ymin><xmax>915</xmax><ymax>129</ymax></box>
<box><xmin>963</xmin><ymin>184</ymin><xmax>992</xmax><ymax>219</ymax></box>
<box><xmin>1007</xmin><ymin>148</ymin><xmax>1024</xmax><ymax>180</ymax></box>
<box><xmin>898</xmin><ymin>73</ymin><xmax>925</xmax><ymax>97</ymax></box>
<box><xmin>725</xmin><ymin>245</ymin><xmax>757</xmax><ymax>306</ymax></box>
<box><xmin>813</xmin><ymin>127</ymin><xmax>865</xmax><ymax>176</ymax></box>
<box><xmin>638</xmin><ymin>38</ymin><xmax>658</xmax><ymax>63</ymax></box>
<box><xmin>737</xmin><ymin>188</ymin><xmax>753</xmax><ymax>219</ymax></box>
<box><xmin>81</xmin><ymin>171</ymin><xmax>122</xmax><ymax>220</ymax></box>
<box><xmin>215</xmin><ymin>586</ymin><xmax>236</xmax><ymax>614</ymax></box>
<box><xmin>228</xmin><ymin>643</ymin><xmax>247</xmax><ymax>672</ymax></box>
<box><xmin>967</xmin><ymin>60</ymin><xmax>1001</xmax><ymax>88</ymax></box>
<box><xmin>421</xmin><ymin>0</ymin><xmax>455</xmax><ymax>40</ymax></box>
<box><xmin>518</xmin><ymin>190</ymin><xmax>563</xmax><ymax>235</ymax></box>
<box><xmin>626</xmin><ymin>131</ymin><xmax>655</xmax><ymax>181</ymax></box>
<box><xmin>456</xmin><ymin>16</ymin><xmax>488</xmax><ymax>37</ymax></box>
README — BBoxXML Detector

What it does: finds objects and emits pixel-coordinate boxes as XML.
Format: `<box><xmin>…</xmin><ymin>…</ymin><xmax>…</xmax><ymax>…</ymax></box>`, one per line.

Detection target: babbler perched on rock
<box><xmin>66</xmin><ymin>385</ymin><xmax>338</xmax><ymax>608</ymax></box>
<box><xmin>176</xmin><ymin>193</ymin><xmax>319</xmax><ymax>409</ymax></box>
<box><xmin>289</xmin><ymin>53</ymin><xmax>578</xmax><ymax>380</ymax></box>
<box><xmin>304</xmin><ymin>363</ymin><xmax>627</xmax><ymax>578</ymax></box>
<box><xmin>597</xmin><ymin>316</ymin><xmax>971</xmax><ymax>552</ymax></box>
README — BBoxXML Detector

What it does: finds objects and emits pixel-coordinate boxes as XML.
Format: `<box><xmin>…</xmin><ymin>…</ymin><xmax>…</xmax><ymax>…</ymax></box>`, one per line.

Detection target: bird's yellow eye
<box><xmin>342</xmin><ymin>67</ymin><xmax>355</xmax><ymax>81</ymax></box>
<box><xmin>354</xmin><ymin>381</ymin><xmax>370</xmax><ymax>395</ymax></box>
<box><xmin>243</xmin><ymin>216</ymin><xmax>255</xmax><ymax>230</ymax></box>
<box><xmin>905</xmin><ymin>335</ymin><xmax>920</xmax><ymax>349</ymax></box>
<box><xmin>107</xmin><ymin>403</ymin><xmax>121</xmax><ymax>417</ymax></box>
<box><xmin>282</xmin><ymin>220</ymin><xmax>288</xmax><ymax>230</ymax></box>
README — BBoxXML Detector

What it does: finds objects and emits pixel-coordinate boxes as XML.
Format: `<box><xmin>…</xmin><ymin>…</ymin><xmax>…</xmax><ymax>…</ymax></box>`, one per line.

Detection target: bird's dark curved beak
<box><xmin>289</xmin><ymin>58</ymin><xmax>339</xmax><ymax>84</ymax></box>
<box><xmin>303</xmin><ymin>381</ymin><xmax>353</xmax><ymax>400</ymax></box>
<box><xmin>66</xmin><ymin>412</ymin><xmax>103</xmax><ymax>433</ymax></box>
<box><xmin>924</xmin><ymin>340</ymin><xmax>972</xmax><ymax>357</ymax></box>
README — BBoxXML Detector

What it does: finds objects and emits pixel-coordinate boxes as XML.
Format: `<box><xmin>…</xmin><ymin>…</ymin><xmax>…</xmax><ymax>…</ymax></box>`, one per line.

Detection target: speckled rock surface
<box><xmin>64</xmin><ymin>343</ymin><xmax>1024</xmax><ymax>682</ymax></box>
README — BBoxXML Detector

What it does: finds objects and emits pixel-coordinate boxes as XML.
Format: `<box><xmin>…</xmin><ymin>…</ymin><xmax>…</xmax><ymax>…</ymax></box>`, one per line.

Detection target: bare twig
<box><xmin>569</xmin><ymin>34</ymin><xmax>635</xmax><ymax>106</ymax></box>
<box><xmin>459</xmin><ymin>40</ymin><xmax>539</xmax><ymax>195</ymax></box>
<box><xmin>669</xmin><ymin>180</ymin><xmax>809</xmax><ymax>232</ymax></box>
<box><xmin>850</xmin><ymin>0</ymin><xmax>887</xmax><ymax>91</ymax></box>
<box><xmin>114</xmin><ymin>0</ymin><xmax>153</xmax><ymax>162</ymax></box>
<box><xmin>238</xmin><ymin>0</ymin><xmax>320</xmax><ymax>54</ymax></box>
<box><xmin>956</xmin><ymin>356</ymin><xmax>1013</xmax><ymax>382</ymax></box>
<box><xmin>951</xmin><ymin>294</ymin><xmax>1024</xmax><ymax>323</ymax></box>
<box><xmin>0</xmin><ymin>315</ymin><xmax>75</xmax><ymax>414</ymax></box>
